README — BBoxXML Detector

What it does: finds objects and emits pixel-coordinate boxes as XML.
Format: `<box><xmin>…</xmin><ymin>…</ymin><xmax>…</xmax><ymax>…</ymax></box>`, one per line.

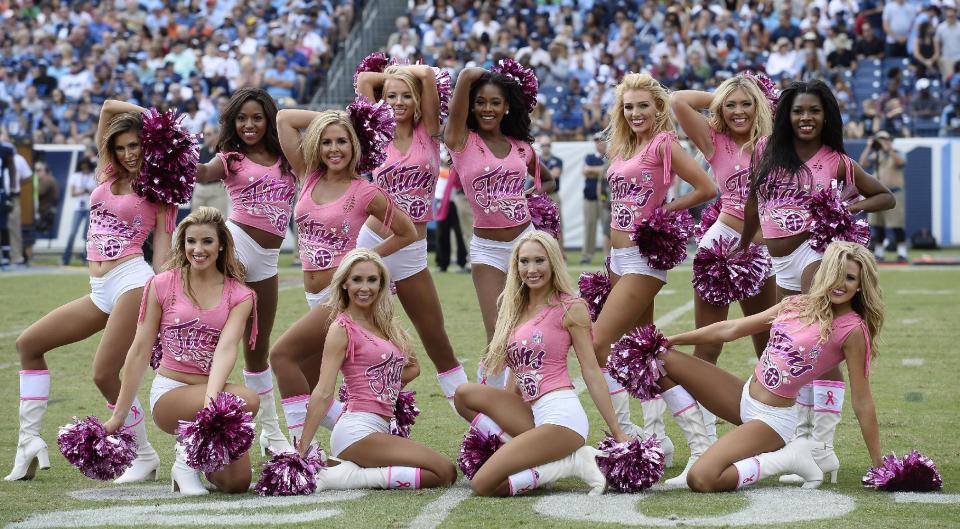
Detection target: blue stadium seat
<box><xmin>912</xmin><ymin>117</ymin><xmax>941</xmax><ymax>137</ymax></box>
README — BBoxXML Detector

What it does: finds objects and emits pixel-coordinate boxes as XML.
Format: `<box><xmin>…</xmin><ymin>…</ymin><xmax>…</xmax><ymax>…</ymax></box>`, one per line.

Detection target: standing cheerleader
<box><xmin>355</xmin><ymin>64</ymin><xmax>468</xmax><ymax>404</ymax></box>
<box><xmin>443</xmin><ymin>60</ymin><xmax>556</xmax><ymax>387</ymax></box>
<box><xmin>739</xmin><ymin>80</ymin><xmax>894</xmax><ymax>482</ymax></box>
<box><xmin>592</xmin><ymin>74</ymin><xmax>716</xmax><ymax>464</ymax></box>
<box><xmin>653</xmin><ymin>241</ymin><xmax>884</xmax><ymax>491</ymax></box>
<box><xmin>454</xmin><ymin>231</ymin><xmax>628</xmax><ymax>497</ymax></box>
<box><xmin>194</xmin><ymin>88</ymin><xmax>297</xmax><ymax>454</ymax></box>
<box><xmin>8</xmin><ymin>100</ymin><xmax>177</xmax><ymax>482</ymax></box>
<box><xmin>104</xmin><ymin>207</ymin><xmax>260</xmax><ymax>495</ymax></box>
<box><xmin>298</xmin><ymin>248</ymin><xmax>456</xmax><ymax>491</ymax></box>
<box><xmin>270</xmin><ymin>105</ymin><xmax>417</xmax><ymax>445</ymax></box>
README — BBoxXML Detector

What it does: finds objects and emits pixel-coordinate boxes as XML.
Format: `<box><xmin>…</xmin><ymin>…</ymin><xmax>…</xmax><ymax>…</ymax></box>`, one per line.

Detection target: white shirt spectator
<box><xmin>882</xmin><ymin>0</ymin><xmax>918</xmax><ymax>44</ymax></box>
<box><xmin>767</xmin><ymin>48</ymin><xmax>800</xmax><ymax>78</ymax></box>
<box><xmin>59</xmin><ymin>68</ymin><xmax>93</xmax><ymax>101</ymax></box>
<box><xmin>235</xmin><ymin>35</ymin><xmax>258</xmax><ymax>57</ymax></box>
<box><xmin>70</xmin><ymin>170</ymin><xmax>97</xmax><ymax>210</ymax></box>
<box><xmin>302</xmin><ymin>30</ymin><xmax>329</xmax><ymax>58</ymax></box>
<box><xmin>471</xmin><ymin>19</ymin><xmax>500</xmax><ymax>39</ymax></box>
<box><xmin>936</xmin><ymin>15</ymin><xmax>960</xmax><ymax>66</ymax></box>
<box><xmin>389</xmin><ymin>42</ymin><xmax>417</xmax><ymax>62</ymax></box>
<box><xmin>516</xmin><ymin>45</ymin><xmax>552</xmax><ymax>70</ymax></box>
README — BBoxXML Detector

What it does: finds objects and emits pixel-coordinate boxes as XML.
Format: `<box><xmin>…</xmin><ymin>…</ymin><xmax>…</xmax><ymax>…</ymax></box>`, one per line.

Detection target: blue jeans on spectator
<box><xmin>62</xmin><ymin>208</ymin><xmax>89</xmax><ymax>265</ymax></box>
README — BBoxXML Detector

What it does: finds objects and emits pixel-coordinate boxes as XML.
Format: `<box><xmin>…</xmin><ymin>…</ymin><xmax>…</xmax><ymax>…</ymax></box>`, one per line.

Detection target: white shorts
<box><xmin>740</xmin><ymin>377</ymin><xmax>798</xmax><ymax>444</ymax></box>
<box><xmin>698</xmin><ymin>220</ymin><xmax>775</xmax><ymax>279</ymax></box>
<box><xmin>89</xmin><ymin>258</ymin><xmax>155</xmax><ymax>314</ymax></box>
<box><xmin>305</xmin><ymin>286</ymin><xmax>331</xmax><ymax>309</ymax></box>
<box><xmin>330</xmin><ymin>411</ymin><xmax>390</xmax><ymax>457</ymax></box>
<box><xmin>609</xmin><ymin>245</ymin><xmax>668</xmax><ymax>283</ymax></box>
<box><xmin>356</xmin><ymin>224</ymin><xmax>428</xmax><ymax>282</ymax></box>
<box><xmin>149</xmin><ymin>373</ymin><xmax>188</xmax><ymax>414</ymax></box>
<box><xmin>228</xmin><ymin>221</ymin><xmax>280</xmax><ymax>282</ymax></box>
<box><xmin>771</xmin><ymin>242</ymin><xmax>824</xmax><ymax>292</ymax></box>
<box><xmin>469</xmin><ymin>224</ymin><xmax>534</xmax><ymax>273</ymax></box>
<box><xmin>531</xmin><ymin>389</ymin><xmax>589</xmax><ymax>441</ymax></box>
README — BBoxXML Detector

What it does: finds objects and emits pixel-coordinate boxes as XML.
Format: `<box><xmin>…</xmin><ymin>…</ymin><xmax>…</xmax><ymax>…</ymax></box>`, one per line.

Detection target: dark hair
<box><xmin>216</xmin><ymin>87</ymin><xmax>292</xmax><ymax>176</ymax></box>
<box><xmin>465</xmin><ymin>72</ymin><xmax>534</xmax><ymax>142</ymax></box>
<box><xmin>751</xmin><ymin>80</ymin><xmax>844</xmax><ymax>198</ymax></box>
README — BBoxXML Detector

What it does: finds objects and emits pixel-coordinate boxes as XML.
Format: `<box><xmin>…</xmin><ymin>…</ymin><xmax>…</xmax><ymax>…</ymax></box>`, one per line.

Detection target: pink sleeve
<box><xmin>659</xmin><ymin>132</ymin><xmax>678</xmax><ymax>186</ymax></box>
<box><xmin>706</xmin><ymin>128</ymin><xmax>721</xmax><ymax>163</ymax></box>
<box><xmin>137</xmin><ymin>275</ymin><xmax>158</xmax><ymax>324</ymax></box>
<box><xmin>361</xmin><ymin>182</ymin><xmax>396</xmax><ymax>231</ymax></box>
<box><xmin>861</xmin><ymin>323</ymin><xmax>872</xmax><ymax>378</ymax></box>
<box><xmin>163</xmin><ymin>205</ymin><xmax>177</xmax><ymax>234</ymax></box>
<box><xmin>335</xmin><ymin>314</ymin><xmax>359</xmax><ymax>362</ymax></box>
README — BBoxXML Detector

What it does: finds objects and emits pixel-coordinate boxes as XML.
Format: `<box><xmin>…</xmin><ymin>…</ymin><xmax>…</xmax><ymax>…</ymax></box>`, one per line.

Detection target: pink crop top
<box><xmin>756</xmin><ymin>139</ymin><xmax>857</xmax><ymax>239</ymax></box>
<box><xmin>140</xmin><ymin>268</ymin><xmax>257</xmax><ymax>376</ymax></box>
<box><xmin>707</xmin><ymin>128</ymin><xmax>755</xmax><ymax>220</ymax></box>
<box><xmin>374</xmin><ymin>123</ymin><xmax>440</xmax><ymax>223</ymax></box>
<box><xmin>86</xmin><ymin>177</ymin><xmax>176</xmax><ymax>262</ymax></box>
<box><xmin>607</xmin><ymin>132</ymin><xmax>677</xmax><ymax>232</ymax></box>
<box><xmin>217</xmin><ymin>152</ymin><xmax>297</xmax><ymax>237</ymax></box>
<box><xmin>754</xmin><ymin>300</ymin><xmax>870</xmax><ymax>399</ymax></box>
<box><xmin>294</xmin><ymin>174</ymin><xmax>393</xmax><ymax>272</ymax></box>
<box><xmin>449</xmin><ymin>131</ymin><xmax>540</xmax><ymax>229</ymax></box>
<box><xmin>506</xmin><ymin>294</ymin><xmax>582</xmax><ymax>402</ymax></box>
<box><xmin>336</xmin><ymin>313</ymin><xmax>407</xmax><ymax>417</ymax></box>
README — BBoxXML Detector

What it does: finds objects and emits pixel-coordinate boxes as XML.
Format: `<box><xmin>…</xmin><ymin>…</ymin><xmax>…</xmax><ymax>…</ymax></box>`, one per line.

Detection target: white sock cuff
<box><xmin>507</xmin><ymin>468</ymin><xmax>539</xmax><ymax>496</ymax></box>
<box><xmin>387</xmin><ymin>466</ymin><xmax>421</xmax><ymax>489</ymax></box>
<box><xmin>281</xmin><ymin>394</ymin><xmax>309</xmax><ymax>430</ymax></box>
<box><xmin>19</xmin><ymin>370</ymin><xmax>50</xmax><ymax>400</ymax></box>
<box><xmin>437</xmin><ymin>364</ymin><xmax>468</xmax><ymax>399</ymax></box>
<box><xmin>242</xmin><ymin>367</ymin><xmax>275</xmax><ymax>395</ymax></box>
<box><xmin>796</xmin><ymin>383</ymin><xmax>814</xmax><ymax>407</ymax></box>
<box><xmin>320</xmin><ymin>399</ymin><xmax>345</xmax><ymax>430</ymax></box>
<box><xmin>661</xmin><ymin>386</ymin><xmax>697</xmax><ymax>416</ymax></box>
<box><xmin>733</xmin><ymin>457</ymin><xmax>760</xmax><ymax>489</ymax></box>
<box><xmin>812</xmin><ymin>380</ymin><xmax>845</xmax><ymax>413</ymax></box>
<box><xmin>470</xmin><ymin>413</ymin><xmax>505</xmax><ymax>438</ymax></box>
<box><xmin>601</xmin><ymin>369</ymin><xmax>626</xmax><ymax>395</ymax></box>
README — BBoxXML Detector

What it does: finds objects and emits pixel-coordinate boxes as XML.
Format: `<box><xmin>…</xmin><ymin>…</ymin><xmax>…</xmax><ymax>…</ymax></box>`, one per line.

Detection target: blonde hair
<box><xmin>325</xmin><ymin>248</ymin><xmax>412</xmax><ymax>355</ymax></box>
<box><xmin>383</xmin><ymin>65</ymin><xmax>423</xmax><ymax>125</ymax></box>
<box><xmin>605</xmin><ymin>73</ymin><xmax>674</xmax><ymax>161</ymax></box>
<box><xmin>301</xmin><ymin>111</ymin><xmax>361</xmax><ymax>176</ymax></box>
<box><xmin>97</xmin><ymin>111</ymin><xmax>142</xmax><ymax>183</ymax></box>
<box><xmin>707</xmin><ymin>75</ymin><xmax>773</xmax><ymax>154</ymax></box>
<box><xmin>166</xmin><ymin>207</ymin><xmax>246</xmax><ymax>305</ymax></box>
<box><xmin>483</xmin><ymin>231</ymin><xmax>586</xmax><ymax>375</ymax></box>
<box><xmin>789</xmin><ymin>241</ymin><xmax>884</xmax><ymax>358</ymax></box>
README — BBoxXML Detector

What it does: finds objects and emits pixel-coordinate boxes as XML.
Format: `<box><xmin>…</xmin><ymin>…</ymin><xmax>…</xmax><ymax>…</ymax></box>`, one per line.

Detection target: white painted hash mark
<box><xmin>406</xmin><ymin>483</ymin><xmax>471</xmax><ymax>529</ymax></box>
<box><xmin>533</xmin><ymin>488</ymin><xmax>855</xmax><ymax>526</ymax></box>
<box><xmin>895</xmin><ymin>289</ymin><xmax>955</xmax><ymax>295</ymax></box>
<box><xmin>654</xmin><ymin>300</ymin><xmax>695</xmax><ymax>328</ymax></box>
<box><xmin>901</xmin><ymin>358</ymin><xmax>925</xmax><ymax>366</ymax></box>
<box><xmin>894</xmin><ymin>492</ymin><xmax>960</xmax><ymax>504</ymax></box>
<box><xmin>900</xmin><ymin>319</ymin><xmax>920</xmax><ymax>325</ymax></box>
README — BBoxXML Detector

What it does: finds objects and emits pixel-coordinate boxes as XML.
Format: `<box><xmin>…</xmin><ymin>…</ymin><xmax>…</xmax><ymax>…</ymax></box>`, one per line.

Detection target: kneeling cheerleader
<box><xmin>454</xmin><ymin>230</ymin><xmax>630</xmax><ymax>496</ymax></box>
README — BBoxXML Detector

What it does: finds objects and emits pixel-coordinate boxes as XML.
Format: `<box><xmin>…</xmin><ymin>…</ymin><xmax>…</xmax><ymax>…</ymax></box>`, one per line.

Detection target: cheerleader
<box><xmin>739</xmin><ymin>80</ymin><xmax>894</xmax><ymax>482</ymax></box>
<box><xmin>592</xmin><ymin>74</ymin><xmax>715</xmax><ymax>465</ymax></box>
<box><xmin>104</xmin><ymin>207</ymin><xmax>260</xmax><ymax>495</ymax></box>
<box><xmin>654</xmin><ymin>241</ymin><xmax>884</xmax><ymax>491</ymax></box>
<box><xmin>298</xmin><ymin>249</ymin><xmax>456</xmax><ymax>491</ymax></box>
<box><xmin>270</xmin><ymin>106</ymin><xmax>417</xmax><ymax>445</ymax></box>
<box><xmin>194</xmin><ymin>87</ymin><xmax>297</xmax><ymax>454</ymax></box>
<box><xmin>355</xmin><ymin>64</ymin><xmax>468</xmax><ymax>404</ymax></box>
<box><xmin>443</xmin><ymin>61</ymin><xmax>556</xmax><ymax>387</ymax></box>
<box><xmin>8</xmin><ymin>100</ymin><xmax>176</xmax><ymax>482</ymax></box>
<box><xmin>454</xmin><ymin>231</ymin><xmax>628</xmax><ymax>497</ymax></box>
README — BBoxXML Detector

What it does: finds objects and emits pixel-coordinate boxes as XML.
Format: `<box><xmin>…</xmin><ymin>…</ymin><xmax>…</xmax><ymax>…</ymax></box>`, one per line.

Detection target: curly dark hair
<box><xmin>751</xmin><ymin>80</ymin><xmax>844</xmax><ymax>198</ymax></box>
<box><xmin>216</xmin><ymin>87</ymin><xmax>292</xmax><ymax>176</ymax></box>
<box><xmin>465</xmin><ymin>73</ymin><xmax>534</xmax><ymax>143</ymax></box>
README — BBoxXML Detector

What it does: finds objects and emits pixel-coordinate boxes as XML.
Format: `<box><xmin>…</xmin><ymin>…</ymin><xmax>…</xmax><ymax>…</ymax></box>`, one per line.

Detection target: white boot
<box><xmin>507</xmin><ymin>446</ymin><xmax>607</xmax><ymax>496</ymax></box>
<box><xmin>4</xmin><ymin>400</ymin><xmax>51</xmax><ymax>481</ymax></box>
<box><xmin>171</xmin><ymin>443</ymin><xmax>209</xmax><ymax>496</ymax></box>
<box><xmin>478</xmin><ymin>364</ymin><xmax>508</xmax><ymax>388</ymax></box>
<box><xmin>437</xmin><ymin>364</ymin><xmax>468</xmax><ymax>410</ymax></box>
<box><xmin>642</xmin><ymin>398</ymin><xmax>674</xmax><ymax>467</ymax></box>
<box><xmin>809</xmin><ymin>381</ymin><xmax>842</xmax><ymax>484</ymax></box>
<box><xmin>317</xmin><ymin>460</ymin><xmax>420</xmax><ymax>490</ymax></box>
<box><xmin>661</xmin><ymin>389</ymin><xmax>711</xmax><ymax>489</ymax></box>
<box><xmin>733</xmin><ymin>439</ymin><xmax>832</xmax><ymax>489</ymax></box>
<box><xmin>609</xmin><ymin>391</ymin><xmax>645</xmax><ymax>439</ymax></box>
<box><xmin>779</xmin><ymin>396</ymin><xmax>814</xmax><ymax>484</ymax></box>
<box><xmin>244</xmin><ymin>369</ymin><xmax>292</xmax><ymax>455</ymax></box>
<box><xmin>113</xmin><ymin>399</ymin><xmax>160</xmax><ymax>484</ymax></box>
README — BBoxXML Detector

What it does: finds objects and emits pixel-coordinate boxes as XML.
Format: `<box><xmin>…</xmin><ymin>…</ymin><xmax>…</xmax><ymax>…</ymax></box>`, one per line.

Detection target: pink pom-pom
<box><xmin>347</xmin><ymin>96</ymin><xmax>397</xmax><ymax>174</ymax></box>
<box><xmin>606</xmin><ymin>325</ymin><xmax>669</xmax><ymax>400</ymax></box>
<box><xmin>863</xmin><ymin>450</ymin><xmax>943</xmax><ymax>492</ymax></box>
<box><xmin>595</xmin><ymin>435</ymin><xmax>666</xmax><ymax>492</ymax></box>
<box><xmin>578</xmin><ymin>270</ymin><xmax>611</xmax><ymax>322</ymax></box>
<box><xmin>528</xmin><ymin>194</ymin><xmax>560</xmax><ymax>238</ymax></box>
<box><xmin>134</xmin><ymin>107</ymin><xmax>199</xmax><ymax>205</ymax></box>
<box><xmin>694</xmin><ymin>199</ymin><xmax>722</xmax><ymax>242</ymax></box>
<box><xmin>490</xmin><ymin>58</ymin><xmax>539</xmax><ymax>112</ymax></box>
<box><xmin>807</xmin><ymin>183</ymin><xmax>871</xmax><ymax>253</ymax></box>
<box><xmin>745</xmin><ymin>71</ymin><xmax>780</xmax><ymax>110</ymax></box>
<box><xmin>692</xmin><ymin>236</ymin><xmax>771</xmax><ymax>306</ymax></box>
<box><xmin>338</xmin><ymin>383</ymin><xmax>349</xmax><ymax>403</ymax></box>
<box><xmin>353</xmin><ymin>52</ymin><xmax>390</xmax><ymax>88</ymax></box>
<box><xmin>57</xmin><ymin>416</ymin><xmax>137</xmax><ymax>481</ymax></box>
<box><xmin>389</xmin><ymin>390</ymin><xmax>420</xmax><ymax>438</ymax></box>
<box><xmin>149</xmin><ymin>339</ymin><xmax>162</xmax><ymax>370</ymax></box>
<box><xmin>175</xmin><ymin>392</ymin><xmax>255</xmax><ymax>473</ymax></box>
<box><xmin>631</xmin><ymin>208</ymin><xmax>694</xmax><ymax>270</ymax></box>
<box><xmin>457</xmin><ymin>427</ymin><xmax>504</xmax><ymax>480</ymax></box>
<box><xmin>433</xmin><ymin>67</ymin><xmax>453</xmax><ymax>122</ymax></box>
<box><xmin>255</xmin><ymin>444</ymin><xmax>327</xmax><ymax>496</ymax></box>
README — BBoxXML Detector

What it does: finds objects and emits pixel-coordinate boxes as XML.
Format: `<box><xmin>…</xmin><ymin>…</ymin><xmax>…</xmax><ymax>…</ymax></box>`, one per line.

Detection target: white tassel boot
<box><xmin>507</xmin><ymin>446</ymin><xmax>607</xmax><ymax>496</ymax></box>
<box><xmin>477</xmin><ymin>363</ymin><xmax>508</xmax><ymax>388</ymax></box>
<box><xmin>602</xmin><ymin>369</ymin><xmax>645</xmax><ymax>438</ymax></box>
<box><xmin>437</xmin><ymin>364</ymin><xmax>468</xmax><ymax>410</ymax></box>
<box><xmin>5</xmin><ymin>370</ymin><xmax>51</xmax><ymax>481</ymax></box>
<box><xmin>317</xmin><ymin>460</ymin><xmax>421</xmax><ymax>490</ymax></box>
<box><xmin>780</xmin><ymin>384</ymin><xmax>814</xmax><ymax>484</ymax></box>
<box><xmin>661</xmin><ymin>387</ymin><xmax>711</xmax><ymax>489</ymax></box>
<box><xmin>733</xmin><ymin>439</ymin><xmax>832</xmax><ymax>489</ymax></box>
<box><xmin>810</xmin><ymin>380</ymin><xmax>843</xmax><ymax>483</ymax></box>
<box><xmin>642</xmin><ymin>397</ymin><xmax>674</xmax><ymax>467</ymax></box>
<box><xmin>171</xmin><ymin>443</ymin><xmax>209</xmax><ymax>496</ymax></box>
<box><xmin>112</xmin><ymin>398</ymin><xmax>160</xmax><ymax>483</ymax></box>
<box><xmin>244</xmin><ymin>368</ymin><xmax>292</xmax><ymax>455</ymax></box>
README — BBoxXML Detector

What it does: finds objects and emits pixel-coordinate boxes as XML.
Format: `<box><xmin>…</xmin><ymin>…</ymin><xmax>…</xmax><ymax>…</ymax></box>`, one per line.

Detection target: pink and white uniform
<box><xmin>86</xmin><ymin>177</ymin><xmax>176</xmax><ymax>262</ymax></box>
<box><xmin>707</xmin><ymin>129</ymin><xmax>752</xmax><ymax>220</ymax></box>
<box><xmin>217</xmin><ymin>152</ymin><xmax>297</xmax><ymax>237</ymax></box>
<box><xmin>373</xmin><ymin>123</ymin><xmax>439</xmax><ymax>223</ymax></box>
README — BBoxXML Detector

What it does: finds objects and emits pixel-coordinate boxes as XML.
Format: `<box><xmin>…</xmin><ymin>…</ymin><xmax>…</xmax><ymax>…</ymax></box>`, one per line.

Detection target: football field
<box><xmin>1</xmin><ymin>255</ymin><xmax>958</xmax><ymax>528</ymax></box>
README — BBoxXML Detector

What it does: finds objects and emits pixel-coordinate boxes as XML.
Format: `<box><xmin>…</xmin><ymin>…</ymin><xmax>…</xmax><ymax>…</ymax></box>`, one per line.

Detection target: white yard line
<box><xmin>406</xmin><ymin>485</ymin><xmax>472</xmax><ymax>529</ymax></box>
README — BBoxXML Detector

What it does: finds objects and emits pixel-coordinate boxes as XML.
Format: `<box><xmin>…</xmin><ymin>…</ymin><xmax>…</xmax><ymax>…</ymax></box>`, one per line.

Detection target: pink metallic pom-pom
<box><xmin>694</xmin><ymin>199</ymin><xmax>722</xmax><ymax>242</ymax></box>
<box><xmin>347</xmin><ymin>96</ymin><xmax>397</xmax><ymax>174</ymax></box>
<box><xmin>353</xmin><ymin>52</ymin><xmax>390</xmax><ymax>88</ymax></box>
<box><xmin>490</xmin><ymin>58</ymin><xmax>539</xmax><ymax>112</ymax></box>
<box><xmin>175</xmin><ymin>392</ymin><xmax>255</xmax><ymax>473</ymax></box>
<box><xmin>57</xmin><ymin>416</ymin><xmax>137</xmax><ymax>481</ymax></box>
<box><xmin>692</xmin><ymin>236</ymin><xmax>771</xmax><ymax>306</ymax></box>
<box><xmin>607</xmin><ymin>325</ymin><xmax>669</xmax><ymax>401</ymax></box>
<box><xmin>338</xmin><ymin>383</ymin><xmax>349</xmax><ymax>403</ymax></box>
<box><xmin>528</xmin><ymin>194</ymin><xmax>561</xmax><ymax>238</ymax></box>
<box><xmin>255</xmin><ymin>444</ymin><xmax>327</xmax><ymax>496</ymax></box>
<box><xmin>389</xmin><ymin>391</ymin><xmax>420</xmax><ymax>438</ymax></box>
<box><xmin>457</xmin><ymin>427</ymin><xmax>504</xmax><ymax>480</ymax></box>
<box><xmin>596</xmin><ymin>435</ymin><xmax>666</xmax><ymax>492</ymax></box>
<box><xmin>745</xmin><ymin>71</ymin><xmax>780</xmax><ymax>110</ymax></box>
<box><xmin>863</xmin><ymin>450</ymin><xmax>943</xmax><ymax>492</ymax></box>
<box><xmin>807</xmin><ymin>184</ymin><xmax>870</xmax><ymax>253</ymax></box>
<box><xmin>149</xmin><ymin>339</ymin><xmax>162</xmax><ymax>370</ymax></box>
<box><xmin>631</xmin><ymin>208</ymin><xmax>694</xmax><ymax>270</ymax></box>
<box><xmin>434</xmin><ymin>67</ymin><xmax>452</xmax><ymax>122</ymax></box>
<box><xmin>578</xmin><ymin>270</ymin><xmax>611</xmax><ymax>322</ymax></box>
<box><xmin>134</xmin><ymin>107</ymin><xmax>199</xmax><ymax>205</ymax></box>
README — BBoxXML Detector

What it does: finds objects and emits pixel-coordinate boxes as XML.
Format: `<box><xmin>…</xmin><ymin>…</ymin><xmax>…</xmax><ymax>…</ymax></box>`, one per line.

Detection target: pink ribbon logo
<box><xmin>130</xmin><ymin>405</ymin><xmax>141</xmax><ymax>420</ymax></box>
<box><xmin>825</xmin><ymin>391</ymin><xmax>836</xmax><ymax>406</ymax></box>
<box><xmin>394</xmin><ymin>480</ymin><xmax>412</xmax><ymax>488</ymax></box>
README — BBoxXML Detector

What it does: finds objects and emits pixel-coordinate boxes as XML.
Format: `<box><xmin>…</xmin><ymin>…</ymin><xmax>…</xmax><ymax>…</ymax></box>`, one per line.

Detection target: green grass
<box><xmin>1</xmin><ymin>257</ymin><xmax>958</xmax><ymax>528</ymax></box>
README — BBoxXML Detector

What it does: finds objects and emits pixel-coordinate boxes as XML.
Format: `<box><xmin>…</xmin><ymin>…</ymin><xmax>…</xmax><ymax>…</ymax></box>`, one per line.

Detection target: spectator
<box><xmin>31</xmin><ymin>63</ymin><xmax>57</xmax><ymax>98</ymax></box>
<box><xmin>882</xmin><ymin>0</ymin><xmax>918</xmax><ymax>58</ymax></box>
<box><xmin>2</xmin><ymin>141</ymin><xmax>31</xmax><ymax>266</ymax></box>
<box><xmin>827</xmin><ymin>32</ymin><xmax>856</xmax><ymax>71</ymax></box>
<box><xmin>770</xmin><ymin>9</ymin><xmax>801</xmax><ymax>45</ymax></box>
<box><xmin>910</xmin><ymin>78</ymin><xmax>942</xmax><ymax>120</ymax></box>
<box><xmin>263</xmin><ymin>55</ymin><xmax>296</xmax><ymax>105</ymax></box>
<box><xmin>854</xmin><ymin>21</ymin><xmax>885</xmax><ymax>60</ymax></box>
<box><xmin>553</xmin><ymin>96</ymin><xmax>584</xmax><ymax>140</ymax></box>
<box><xmin>389</xmin><ymin>33</ymin><xmax>417</xmax><ymax>62</ymax></box>
<box><xmin>936</xmin><ymin>4</ymin><xmax>960</xmax><ymax>79</ymax></box>
<box><xmin>881</xmin><ymin>98</ymin><xmax>910</xmax><ymax>137</ymax></box>
<box><xmin>516</xmin><ymin>33</ymin><xmax>551</xmax><ymax>70</ymax></box>
<box><xmin>913</xmin><ymin>21</ymin><xmax>940</xmax><ymax>80</ymax></box>
<box><xmin>581</xmin><ymin>133</ymin><xmax>606</xmax><ymax>264</ymax></box>
<box><xmin>470</xmin><ymin>9</ymin><xmax>500</xmax><ymax>41</ymax></box>
<box><xmin>387</xmin><ymin>16</ymin><xmax>419</xmax><ymax>50</ymax></box>
<box><xmin>767</xmin><ymin>37</ymin><xmax>800</xmax><ymax>79</ymax></box>
<box><xmin>33</xmin><ymin>160</ymin><xmax>59</xmax><ymax>241</ymax></box>
<box><xmin>61</xmin><ymin>156</ymin><xmax>96</xmax><ymax>266</ymax></box>
<box><xmin>422</xmin><ymin>18</ymin><xmax>449</xmax><ymax>62</ymax></box>
<box><xmin>859</xmin><ymin>131</ymin><xmax>908</xmax><ymax>262</ymax></box>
